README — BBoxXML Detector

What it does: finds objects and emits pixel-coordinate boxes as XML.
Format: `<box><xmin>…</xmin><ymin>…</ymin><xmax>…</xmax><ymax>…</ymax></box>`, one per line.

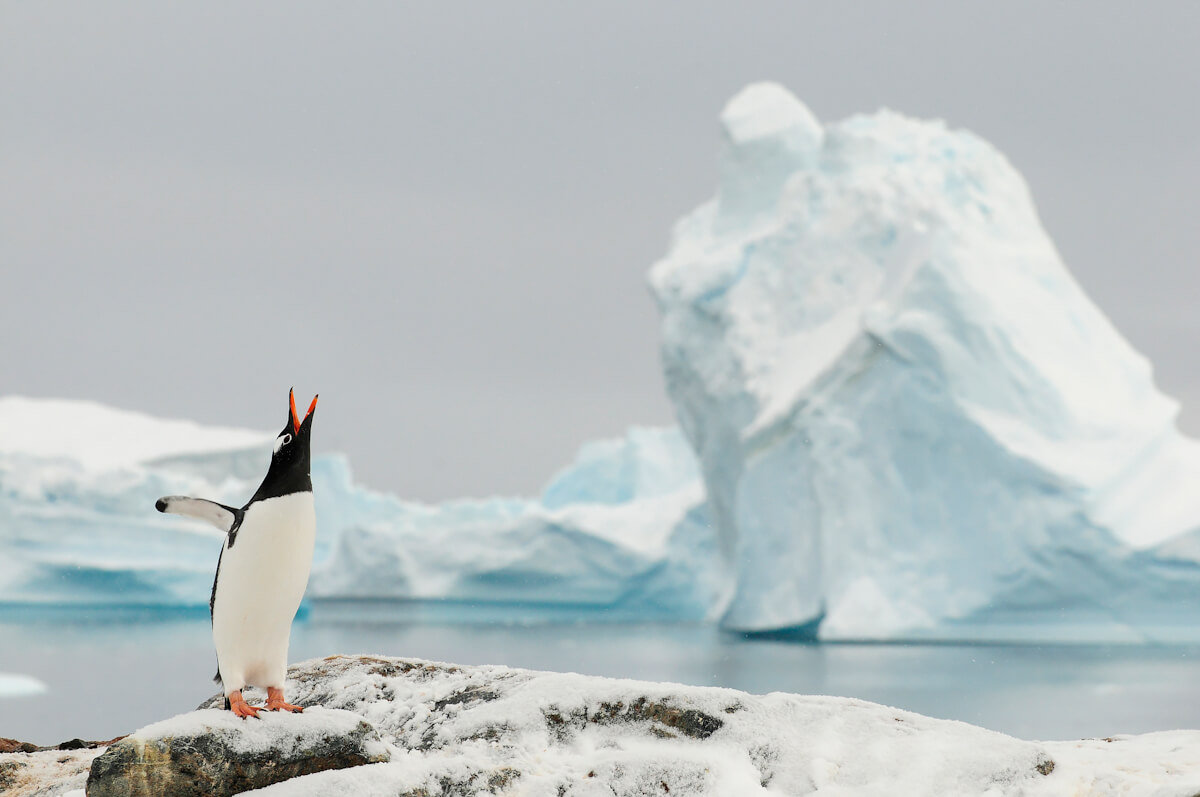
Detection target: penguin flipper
<box><xmin>155</xmin><ymin>496</ymin><xmax>242</xmax><ymax>533</ymax></box>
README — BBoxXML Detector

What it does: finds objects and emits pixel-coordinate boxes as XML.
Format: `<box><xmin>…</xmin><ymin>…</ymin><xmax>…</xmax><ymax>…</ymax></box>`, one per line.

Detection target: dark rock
<box><xmin>545</xmin><ymin>696</ymin><xmax>724</xmax><ymax>742</ymax></box>
<box><xmin>391</xmin><ymin>766</ymin><xmax>521</xmax><ymax>797</ymax></box>
<box><xmin>0</xmin><ymin>738</ymin><xmax>38</xmax><ymax>754</ymax></box>
<box><xmin>0</xmin><ymin>735</ymin><xmax>126</xmax><ymax>755</ymax></box>
<box><xmin>433</xmin><ymin>685</ymin><xmax>500</xmax><ymax>712</ymax></box>
<box><xmin>85</xmin><ymin>707</ymin><xmax>389</xmax><ymax>797</ymax></box>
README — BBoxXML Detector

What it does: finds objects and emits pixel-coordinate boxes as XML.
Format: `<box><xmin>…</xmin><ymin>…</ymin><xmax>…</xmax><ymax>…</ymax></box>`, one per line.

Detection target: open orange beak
<box><xmin>289</xmin><ymin>388</ymin><xmax>319</xmax><ymax>434</ymax></box>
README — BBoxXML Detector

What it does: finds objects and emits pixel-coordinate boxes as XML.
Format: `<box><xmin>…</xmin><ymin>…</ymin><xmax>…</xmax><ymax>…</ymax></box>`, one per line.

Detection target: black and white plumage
<box><xmin>156</xmin><ymin>388</ymin><xmax>318</xmax><ymax>717</ymax></box>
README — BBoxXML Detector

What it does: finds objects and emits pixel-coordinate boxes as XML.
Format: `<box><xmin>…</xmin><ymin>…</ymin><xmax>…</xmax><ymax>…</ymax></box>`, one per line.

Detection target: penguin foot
<box><xmin>228</xmin><ymin>691</ymin><xmax>262</xmax><ymax>719</ymax></box>
<box><xmin>265</xmin><ymin>686</ymin><xmax>304</xmax><ymax>713</ymax></box>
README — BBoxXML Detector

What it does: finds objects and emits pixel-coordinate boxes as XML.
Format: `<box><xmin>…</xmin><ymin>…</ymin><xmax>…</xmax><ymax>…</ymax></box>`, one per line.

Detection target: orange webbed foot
<box><xmin>228</xmin><ymin>691</ymin><xmax>262</xmax><ymax>719</ymax></box>
<box><xmin>265</xmin><ymin>686</ymin><xmax>304</xmax><ymax>713</ymax></box>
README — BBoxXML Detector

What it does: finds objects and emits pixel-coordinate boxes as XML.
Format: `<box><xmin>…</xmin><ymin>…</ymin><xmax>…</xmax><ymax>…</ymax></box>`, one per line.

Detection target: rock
<box><xmin>18</xmin><ymin>653</ymin><xmax>1200</xmax><ymax>795</ymax></box>
<box><xmin>0</xmin><ymin>747</ymin><xmax>105</xmax><ymax>797</ymax></box>
<box><xmin>85</xmin><ymin>707</ymin><xmax>389</xmax><ymax>797</ymax></box>
<box><xmin>193</xmin><ymin>654</ymin><xmax>1057</xmax><ymax>796</ymax></box>
<box><xmin>0</xmin><ymin>736</ymin><xmax>125</xmax><ymax>754</ymax></box>
<box><xmin>0</xmin><ymin>759</ymin><xmax>23</xmax><ymax>789</ymax></box>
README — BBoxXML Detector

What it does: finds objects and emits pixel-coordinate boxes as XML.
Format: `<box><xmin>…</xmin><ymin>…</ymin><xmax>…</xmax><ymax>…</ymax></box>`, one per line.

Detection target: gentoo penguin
<box><xmin>156</xmin><ymin>389</ymin><xmax>318</xmax><ymax>718</ymax></box>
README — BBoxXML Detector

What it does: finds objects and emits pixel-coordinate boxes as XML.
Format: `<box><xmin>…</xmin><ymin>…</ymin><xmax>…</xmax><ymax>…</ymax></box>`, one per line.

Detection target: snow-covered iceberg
<box><xmin>649</xmin><ymin>82</ymin><xmax>1200</xmax><ymax>638</ymax></box>
<box><xmin>0</xmin><ymin>396</ymin><xmax>715</xmax><ymax>619</ymax></box>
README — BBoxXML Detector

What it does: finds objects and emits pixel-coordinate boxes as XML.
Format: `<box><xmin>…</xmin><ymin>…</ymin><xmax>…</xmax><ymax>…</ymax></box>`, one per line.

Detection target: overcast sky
<box><xmin>3</xmin><ymin>3</ymin><xmax>1198</xmax><ymax>500</ymax></box>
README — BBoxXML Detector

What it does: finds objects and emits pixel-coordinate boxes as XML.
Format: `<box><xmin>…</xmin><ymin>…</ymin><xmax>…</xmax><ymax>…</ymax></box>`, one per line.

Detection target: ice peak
<box><xmin>716</xmin><ymin>83</ymin><xmax>823</xmax><ymax>231</ymax></box>
<box><xmin>719</xmin><ymin>82</ymin><xmax>821</xmax><ymax>145</ymax></box>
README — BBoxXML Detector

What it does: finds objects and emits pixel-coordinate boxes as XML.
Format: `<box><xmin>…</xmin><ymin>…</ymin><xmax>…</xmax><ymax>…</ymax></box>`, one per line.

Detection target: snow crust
<box><xmin>129</xmin><ymin>706</ymin><xmax>385</xmax><ymax>760</ymax></box>
<box><xmin>649</xmin><ymin>82</ymin><xmax>1200</xmax><ymax>636</ymax></box>
<box><xmin>186</xmin><ymin>655</ymin><xmax>1200</xmax><ymax>797</ymax></box>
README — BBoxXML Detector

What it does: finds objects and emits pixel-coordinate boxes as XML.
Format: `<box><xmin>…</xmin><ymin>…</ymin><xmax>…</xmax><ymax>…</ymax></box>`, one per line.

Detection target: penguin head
<box><xmin>274</xmin><ymin>386</ymin><xmax>316</xmax><ymax>460</ymax></box>
<box><xmin>270</xmin><ymin>388</ymin><xmax>317</xmax><ymax>472</ymax></box>
<box><xmin>247</xmin><ymin>388</ymin><xmax>318</xmax><ymax>503</ymax></box>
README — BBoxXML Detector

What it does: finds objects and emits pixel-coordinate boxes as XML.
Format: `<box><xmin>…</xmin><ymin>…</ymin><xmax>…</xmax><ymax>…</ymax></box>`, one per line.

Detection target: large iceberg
<box><xmin>649</xmin><ymin>82</ymin><xmax>1200</xmax><ymax>638</ymax></box>
<box><xmin>0</xmin><ymin>396</ymin><xmax>714</xmax><ymax>619</ymax></box>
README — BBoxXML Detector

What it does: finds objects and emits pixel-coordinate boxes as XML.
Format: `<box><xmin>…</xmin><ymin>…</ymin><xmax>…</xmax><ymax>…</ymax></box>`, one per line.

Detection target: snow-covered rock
<box><xmin>11</xmin><ymin>656</ymin><xmax>1200</xmax><ymax>795</ymax></box>
<box><xmin>649</xmin><ymin>82</ymin><xmax>1200</xmax><ymax>637</ymax></box>
<box><xmin>0</xmin><ymin>398</ymin><xmax>715</xmax><ymax>619</ymax></box>
<box><xmin>86</xmin><ymin>707</ymin><xmax>388</xmax><ymax>797</ymax></box>
<box><xmin>163</xmin><ymin>654</ymin><xmax>1200</xmax><ymax>796</ymax></box>
<box><xmin>0</xmin><ymin>747</ymin><xmax>103</xmax><ymax>797</ymax></box>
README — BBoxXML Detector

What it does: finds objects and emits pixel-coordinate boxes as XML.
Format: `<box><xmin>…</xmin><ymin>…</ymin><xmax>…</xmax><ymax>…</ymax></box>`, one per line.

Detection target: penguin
<box><xmin>156</xmin><ymin>388</ymin><xmax>318</xmax><ymax>718</ymax></box>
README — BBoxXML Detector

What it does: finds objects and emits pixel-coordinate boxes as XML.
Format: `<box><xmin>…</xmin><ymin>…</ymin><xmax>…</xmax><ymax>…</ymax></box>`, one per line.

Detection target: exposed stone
<box><xmin>85</xmin><ymin>707</ymin><xmax>389</xmax><ymax>797</ymax></box>
<box><xmin>0</xmin><ymin>759</ymin><xmax>25</xmax><ymax>790</ymax></box>
<box><xmin>544</xmin><ymin>696</ymin><xmax>723</xmax><ymax>742</ymax></box>
<box><xmin>0</xmin><ymin>747</ymin><xmax>105</xmax><ymax>797</ymax></box>
<box><xmin>0</xmin><ymin>738</ymin><xmax>38</xmax><ymax>754</ymax></box>
<box><xmin>0</xmin><ymin>735</ymin><xmax>125</xmax><ymax>754</ymax></box>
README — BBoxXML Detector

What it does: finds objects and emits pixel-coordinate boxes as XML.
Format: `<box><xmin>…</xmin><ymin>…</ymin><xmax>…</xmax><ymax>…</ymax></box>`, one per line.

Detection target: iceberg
<box><xmin>649</xmin><ymin>82</ymin><xmax>1200</xmax><ymax>638</ymax></box>
<box><xmin>7</xmin><ymin>84</ymin><xmax>1200</xmax><ymax>642</ymax></box>
<box><xmin>309</xmin><ymin>425</ymin><xmax>715</xmax><ymax>619</ymax></box>
<box><xmin>0</xmin><ymin>672</ymin><xmax>48</xmax><ymax>698</ymax></box>
<box><xmin>0</xmin><ymin>397</ymin><xmax>715</xmax><ymax>620</ymax></box>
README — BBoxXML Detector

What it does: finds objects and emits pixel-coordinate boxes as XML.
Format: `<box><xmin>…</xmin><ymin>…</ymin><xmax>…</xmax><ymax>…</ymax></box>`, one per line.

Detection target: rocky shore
<box><xmin>3</xmin><ymin>655</ymin><xmax>1199</xmax><ymax>796</ymax></box>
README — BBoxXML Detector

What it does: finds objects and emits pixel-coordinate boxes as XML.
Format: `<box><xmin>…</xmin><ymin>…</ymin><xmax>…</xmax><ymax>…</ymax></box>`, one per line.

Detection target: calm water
<box><xmin>2</xmin><ymin>605</ymin><xmax>1198</xmax><ymax>746</ymax></box>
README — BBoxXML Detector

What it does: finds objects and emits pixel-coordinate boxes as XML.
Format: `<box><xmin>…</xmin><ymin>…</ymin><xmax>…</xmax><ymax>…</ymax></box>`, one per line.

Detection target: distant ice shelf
<box><xmin>0</xmin><ymin>398</ymin><xmax>716</xmax><ymax>622</ymax></box>
<box><xmin>0</xmin><ymin>672</ymin><xmax>48</xmax><ymax>699</ymax></box>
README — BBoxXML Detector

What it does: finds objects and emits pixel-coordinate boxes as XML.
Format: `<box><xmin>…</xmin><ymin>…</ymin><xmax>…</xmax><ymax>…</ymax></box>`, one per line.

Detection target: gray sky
<box><xmin>3</xmin><ymin>2</ymin><xmax>1198</xmax><ymax>500</ymax></box>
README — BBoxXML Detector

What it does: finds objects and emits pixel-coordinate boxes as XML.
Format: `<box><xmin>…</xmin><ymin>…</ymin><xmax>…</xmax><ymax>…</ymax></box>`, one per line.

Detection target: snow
<box><xmin>20</xmin><ymin>655</ymin><xmax>1200</xmax><ymax>795</ymax></box>
<box><xmin>0</xmin><ymin>747</ymin><xmax>102</xmax><ymax>797</ymax></box>
<box><xmin>649</xmin><ymin>82</ymin><xmax>1200</xmax><ymax>636</ymax></box>
<box><xmin>128</xmin><ymin>706</ymin><xmax>387</xmax><ymax>760</ymax></box>
<box><xmin>167</xmin><ymin>654</ymin><xmax>1200</xmax><ymax>797</ymax></box>
<box><xmin>0</xmin><ymin>672</ymin><xmax>48</xmax><ymax>698</ymax></box>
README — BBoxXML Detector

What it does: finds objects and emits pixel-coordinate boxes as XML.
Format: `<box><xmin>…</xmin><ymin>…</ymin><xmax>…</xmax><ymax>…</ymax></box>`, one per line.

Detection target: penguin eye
<box><xmin>274</xmin><ymin>433</ymin><xmax>293</xmax><ymax>454</ymax></box>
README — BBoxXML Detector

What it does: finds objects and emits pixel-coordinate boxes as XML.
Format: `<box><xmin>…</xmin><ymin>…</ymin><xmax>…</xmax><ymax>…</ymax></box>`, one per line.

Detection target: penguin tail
<box><xmin>224</xmin><ymin>696</ymin><xmax>231</xmax><ymax>711</ymax></box>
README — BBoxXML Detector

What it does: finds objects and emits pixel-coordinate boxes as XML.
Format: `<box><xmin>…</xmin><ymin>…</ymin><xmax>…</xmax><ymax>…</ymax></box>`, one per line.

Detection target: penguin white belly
<box><xmin>211</xmin><ymin>492</ymin><xmax>315</xmax><ymax>694</ymax></box>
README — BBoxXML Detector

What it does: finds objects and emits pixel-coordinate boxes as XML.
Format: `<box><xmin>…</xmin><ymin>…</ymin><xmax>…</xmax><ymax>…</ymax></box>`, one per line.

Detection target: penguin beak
<box><xmin>288</xmin><ymin>389</ymin><xmax>318</xmax><ymax>435</ymax></box>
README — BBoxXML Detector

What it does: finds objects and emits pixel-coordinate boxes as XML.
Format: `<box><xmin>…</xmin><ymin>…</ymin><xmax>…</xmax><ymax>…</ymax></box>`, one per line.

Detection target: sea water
<box><xmin>1</xmin><ymin>603</ymin><xmax>1198</xmax><ymax>746</ymax></box>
